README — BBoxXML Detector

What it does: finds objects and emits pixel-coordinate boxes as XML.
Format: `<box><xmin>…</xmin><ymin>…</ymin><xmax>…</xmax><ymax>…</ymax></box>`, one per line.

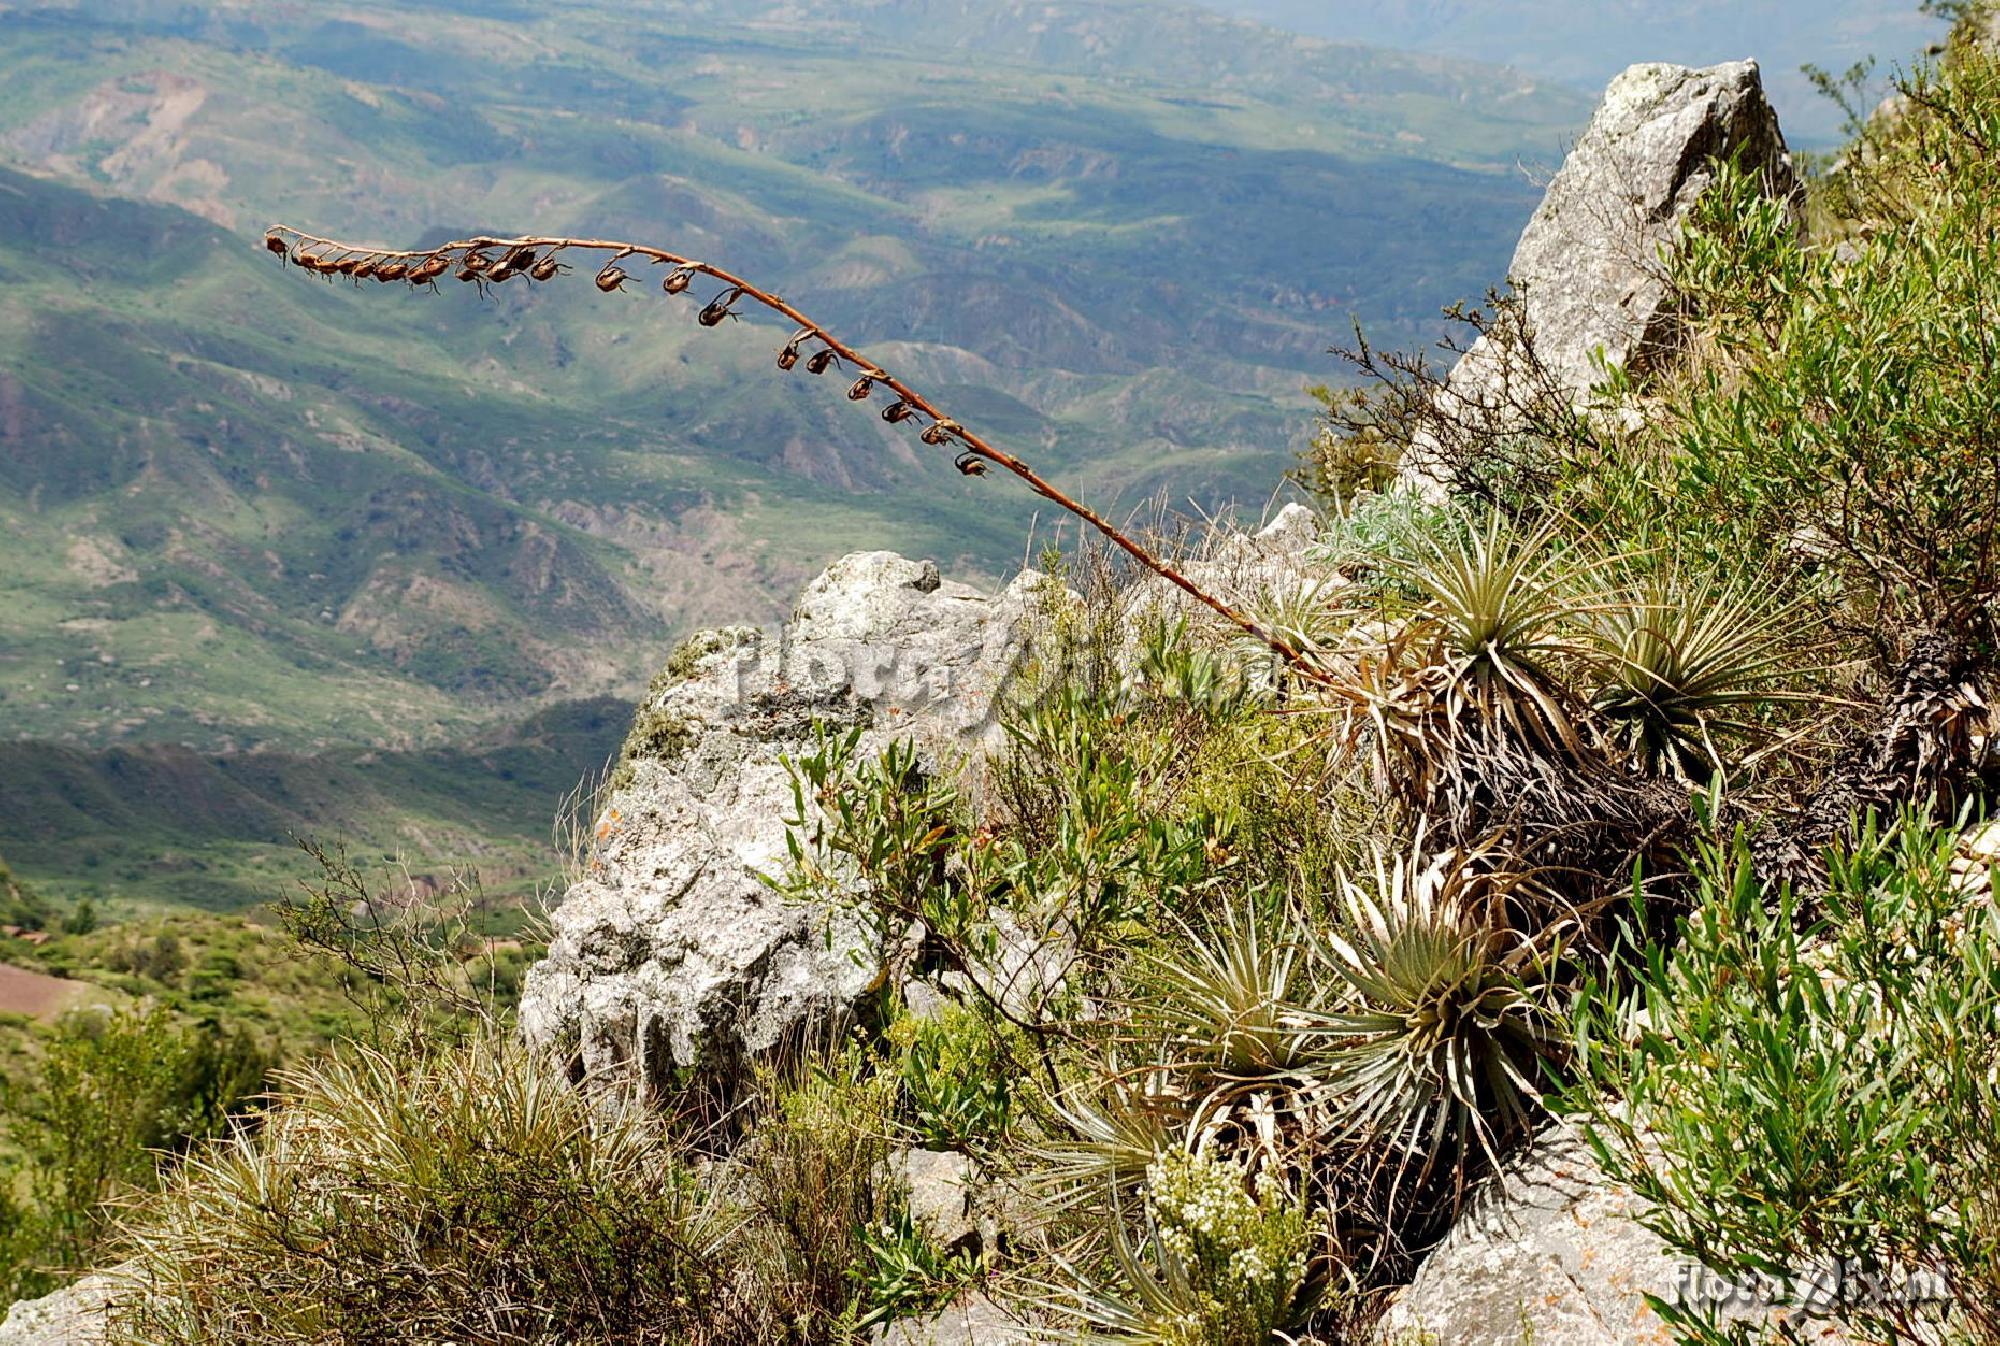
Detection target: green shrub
<box><xmin>888</xmin><ymin>1001</ymin><xmax>1018</xmax><ymax>1153</ymax></box>
<box><xmin>1574</xmin><ymin>811</ymin><xmax>2000</xmax><ymax>1345</ymax></box>
<box><xmin>2</xmin><ymin>1004</ymin><xmax>196</xmax><ymax>1293</ymax></box>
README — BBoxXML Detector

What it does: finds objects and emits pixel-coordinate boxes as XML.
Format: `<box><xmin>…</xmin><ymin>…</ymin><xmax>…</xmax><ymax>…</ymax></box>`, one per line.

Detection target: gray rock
<box><xmin>1405</xmin><ymin>61</ymin><xmax>1797</xmax><ymax>493</ymax></box>
<box><xmin>888</xmin><ymin>1147</ymin><xmax>981</xmax><ymax>1253</ymax></box>
<box><xmin>0</xmin><ymin>1272</ymin><xmax>116</xmax><ymax>1346</ymax></box>
<box><xmin>872</xmin><ymin>1295</ymin><xmax>1035</xmax><ymax>1346</ymax></box>
<box><xmin>1373</xmin><ymin>1125</ymin><xmax>1852</xmax><ymax>1346</ymax></box>
<box><xmin>1120</xmin><ymin>503</ymin><xmax>1343</xmax><ymax>656</ymax></box>
<box><xmin>520</xmin><ymin>551</ymin><xmax>1040</xmax><ymax>1093</ymax></box>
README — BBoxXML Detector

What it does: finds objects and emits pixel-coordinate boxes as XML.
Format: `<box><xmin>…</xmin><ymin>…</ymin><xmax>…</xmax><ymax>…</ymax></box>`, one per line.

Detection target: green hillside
<box><xmin>0</xmin><ymin>0</ymin><xmax>1585</xmax><ymax>752</ymax></box>
<box><xmin>0</xmin><ymin>698</ymin><xmax>629</xmax><ymax>910</ymax></box>
<box><xmin>0</xmin><ymin>0</ymin><xmax>1588</xmax><ymax>908</ymax></box>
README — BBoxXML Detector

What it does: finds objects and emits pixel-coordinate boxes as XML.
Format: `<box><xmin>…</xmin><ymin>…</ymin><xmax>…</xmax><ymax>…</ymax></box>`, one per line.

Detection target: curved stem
<box><xmin>268</xmin><ymin>226</ymin><xmax>1323</xmax><ymax>680</ymax></box>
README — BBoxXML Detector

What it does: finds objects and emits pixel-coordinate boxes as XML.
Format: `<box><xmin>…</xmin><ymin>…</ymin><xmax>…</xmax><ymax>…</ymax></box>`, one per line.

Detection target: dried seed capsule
<box><xmin>264</xmin><ymin>234</ymin><xmax>289</xmax><ymax>255</ymax></box>
<box><xmin>460</xmin><ymin>250</ymin><xmax>492</xmax><ymax>273</ymax></box>
<box><xmin>334</xmin><ymin>257</ymin><xmax>361</xmax><ymax>276</ymax></box>
<box><xmin>847</xmin><ymin>375</ymin><xmax>874</xmax><ymax>401</ymax></box>
<box><xmin>778</xmin><ymin>328</ymin><xmax>815</xmax><ymax>370</ymax></box>
<box><xmin>487</xmin><ymin>265</ymin><xmax>519</xmax><ymax>283</ymax></box>
<box><xmin>501</xmin><ymin>245</ymin><xmax>539</xmax><ymax>270</ymax></box>
<box><xmin>458</xmin><ymin>264</ymin><xmax>484</xmax><ymax>282</ymax></box>
<box><xmin>351</xmin><ymin>258</ymin><xmax>379</xmax><ymax>279</ymax></box>
<box><xmin>881</xmin><ymin>401</ymin><xmax>915</xmax><ymax>424</ymax></box>
<box><xmin>529</xmin><ymin>255</ymin><xmax>563</xmax><ymax>281</ymax></box>
<box><xmin>661</xmin><ymin>266</ymin><xmax>697</xmax><ymax>294</ymax></box>
<box><xmin>920</xmin><ymin>421</ymin><xmax>954</xmax><ymax>446</ymax></box>
<box><xmin>375</xmin><ymin>262</ymin><xmax>409</xmax><ymax>282</ymax></box>
<box><xmin>410</xmin><ymin>256</ymin><xmax>450</xmax><ymax>283</ymax></box>
<box><xmin>595</xmin><ymin>264</ymin><xmax>631</xmax><ymax>293</ymax></box>
<box><xmin>806</xmin><ymin>349</ymin><xmax>839</xmax><ymax>376</ymax></box>
<box><xmin>954</xmin><ymin>453</ymin><xmax>987</xmax><ymax>476</ymax></box>
<box><xmin>697</xmin><ymin>297</ymin><xmax>733</xmax><ymax>326</ymax></box>
<box><xmin>292</xmin><ymin>250</ymin><xmax>321</xmax><ymax>269</ymax></box>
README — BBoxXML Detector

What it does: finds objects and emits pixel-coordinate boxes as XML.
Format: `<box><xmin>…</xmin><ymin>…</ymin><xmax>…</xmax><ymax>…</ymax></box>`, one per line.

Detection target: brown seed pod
<box><xmin>847</xmin><ymin>375</ymin><xmax>875</xmax><ymax>401</ymax></box>
<box><xmin>375</xmin><ymin>262</ymin><xmax>409</xmax><ymax>282</ymax></box>
<box><xmin>308</xmin><ymin>256</ymin><xmax>343</xmax><ymax>276</ymax></box>
<box><xmin>696</xmin><ymin>287</ymin><xmax>747</xmax><ymax>327</ymax></box>
<box><xmin>660</xmin><ymin>266</ymin><xmax>698</xmax><ymax>295</ymax></box>
<box><xmin>264</xmin><ymin>234</ymin><xmax>289</xmax><ymax>255</ymax></box>
<box><xmin>501</xmin><ymin>245</ymin><xmax>539</xmax><ymax>270</ymax></box>
<box><xmin>777</xmin><ymin>343</ymin><xmax>801</xmax><ymax>370</ymax></box>
<box><xmin>529</xmin><ymin>255</ymin><xmax>564</xmax><ymax>281</ymax></box>
<box><xmin>954</xmin><ymin>453</ymin><xmax>987</xmax><ymax>476</ymax></box>
<box><xmin>920</xmin><ymin>420</ymin><xmax>961</xmax><ymax>446</ymax></box>
<box><xmin>595</xmin><ymin>263</ymin><xmax>631</xmax><ymax>293</ymax></box>
<box><xmin>487</xmin><ymin>265</ymin><xmax>519</xmax><ymax>283</ymax></box>
<box><xmin>458</xmin><ymin>264</ymin><xmax>484</xmax><ymax>282</ymax></box>
<box><xmin>461</xmin><ymin>250</ymin><xmax>492</xmax><ymax>274</ymax></box>
<box><xmin>881</xmin><ymin>401</ymin><xmax>916</xmax><ymax>424</ymax></box>
<box><xmin>292</xmin><ymin>249</ymin><xmax>322</xmax><ymax>269</ymax></box>
<box><xmin>410</xmin><ymin>255</ymin><xmax>450</xmax><ymax>283</ymax></box>
<box><xmin>806</xmin><ymin>348</ymin><xmax>839</xmax><ymax>376</ymax></box>
<box><xmin>351</xmin><ymin>258</ymin><xmax>379</xmax><ymax>279</ymax></box>
<box><xmin>334</xmin><ymin>257</ymin><xmax>362</xmax><ymax>276</ymax></box>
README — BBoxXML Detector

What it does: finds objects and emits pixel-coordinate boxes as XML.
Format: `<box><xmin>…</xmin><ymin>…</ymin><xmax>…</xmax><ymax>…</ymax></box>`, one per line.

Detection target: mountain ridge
<box><xmin>0</xmin><ymin>0</ymin><xmax>1585</xmax><ymax>756</ymax></box>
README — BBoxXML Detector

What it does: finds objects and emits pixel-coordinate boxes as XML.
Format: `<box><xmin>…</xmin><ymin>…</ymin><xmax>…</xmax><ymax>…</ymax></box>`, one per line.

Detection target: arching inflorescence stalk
<box><xmin>263</xmin><ymin>225</ymin><xmax>1324</xmax><ymax>681</ymax></box>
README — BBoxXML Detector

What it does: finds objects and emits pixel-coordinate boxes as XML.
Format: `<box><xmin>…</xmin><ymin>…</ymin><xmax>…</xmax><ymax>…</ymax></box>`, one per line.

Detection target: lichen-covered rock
<box><xmin>1405</xmin><ymin>60</ymin><xmax>1797</xmax><ymax>493</ymax></box>
<box><xmin>0</xmin><ymin>1272</ymin><xmax>116</xmax><ymax>1346</ymax></box>
<box><xmin>1373</xmin><ymin>1126</ymin><xmax>1851</xmax><ymax>1346</ymax></box>
<box><xmin>888</xmin><ymin>1147</ymin><xmax>981</xmax><ymax>1253</ymax></box>
<box><xmin>872</xmin><ymin>1295</ymin><xmax>1035</xmax><ymax>1346</ymax></box>
<box><xmin>1507</xmin><ymin>60</ymin><xmax>1796</xmax><ymax>392</ymax></box>
<box><xmin>519</xmin><ymin>551</ymin><xmax>1041</xmax><ymax>1092</ymax></box>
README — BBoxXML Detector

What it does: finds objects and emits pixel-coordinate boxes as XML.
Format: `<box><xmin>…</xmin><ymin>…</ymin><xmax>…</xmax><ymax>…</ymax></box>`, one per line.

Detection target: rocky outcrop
<box><xmin>1405</xmin><ymin>60</ymin><xmax>1797</xmax><ymax>492</ymax></box>
<box><xmin>1502</xmin><ymin>59</ymin><xmax>1795</xmax><ymax>393</ymax></box>
<box><xmin>1374</xmin><ymin>1126</ymin><xmax>1850</xmax><ymax>1346</ymax></box>
<box><xmin>0</xmin><ymin>1272</ymin><xmax>115</xmax><ymax>1346</ymax></box>
<box><xmin>519</xmin><ymin>551</ymin><xmax>1041</xmax><ymax>1093</ymax></box>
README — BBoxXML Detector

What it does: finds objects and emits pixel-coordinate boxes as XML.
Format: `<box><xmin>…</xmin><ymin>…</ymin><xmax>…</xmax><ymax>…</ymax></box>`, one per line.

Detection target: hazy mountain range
<box><xmin>0</xmin><ymin>0</ymin><xmax>1600</xmax><ymax>901</ymax></box>
<box><xmin>0</xmin><ymin>0</ymin><xmax>1588</xmax><ymax>754</ymax></box>
<box><xmin>1192</xmin><ymin>0</ymin><xmax>1952</xmax><ymax>144</ymax></box>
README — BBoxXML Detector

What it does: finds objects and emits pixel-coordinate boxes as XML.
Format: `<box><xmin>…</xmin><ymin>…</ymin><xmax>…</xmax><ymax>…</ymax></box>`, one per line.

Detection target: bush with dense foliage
<box><xmin>1575</xmin><ymin>811</ymin><xmax>2000</xmax><ymax>1345</ymax></box>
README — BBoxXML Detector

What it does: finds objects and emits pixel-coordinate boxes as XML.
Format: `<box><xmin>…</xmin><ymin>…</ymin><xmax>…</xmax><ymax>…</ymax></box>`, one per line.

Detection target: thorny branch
<box><xmin>265</xmin><ymin>225</ymin><xmax>1325</xmax><ymax>681</ymax></box>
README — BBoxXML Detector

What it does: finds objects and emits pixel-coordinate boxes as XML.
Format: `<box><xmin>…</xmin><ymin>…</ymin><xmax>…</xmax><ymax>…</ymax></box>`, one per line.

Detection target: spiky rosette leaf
<box><xmin>1588</xmin><ymin>570</ymin><xmax>1818</xmax><ymax>780</ymax></box>
<box><xmin>1316</xmin><ymin>844</ymin><xmax>1565</xmax><ymax>1182</ymax></box>
<box><xmin>1128</xmin><ymin>900</ymin><xmax>1341</xmax><ymax>1085</ymax></box>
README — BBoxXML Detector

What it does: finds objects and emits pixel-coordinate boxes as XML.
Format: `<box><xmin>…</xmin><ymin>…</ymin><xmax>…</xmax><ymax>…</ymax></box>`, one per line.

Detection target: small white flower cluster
<box><xmin>1145</xmin><ymin>1149</ymin><xmax>1311</xmax><ymax>1291</ymax></box>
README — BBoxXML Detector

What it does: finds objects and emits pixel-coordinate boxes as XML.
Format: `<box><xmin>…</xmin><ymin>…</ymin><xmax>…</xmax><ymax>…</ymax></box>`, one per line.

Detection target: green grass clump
<box><xmin>113</xmin><ymin>1041</ymin><xmax>759</xmax><ymax>1346</ymax></box>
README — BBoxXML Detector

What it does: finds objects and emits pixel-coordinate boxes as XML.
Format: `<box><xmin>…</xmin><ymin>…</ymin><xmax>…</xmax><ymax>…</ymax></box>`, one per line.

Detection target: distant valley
<box><xmin>0</xmin><ymin>0</ymin><xmax>1589</xmax><ymax>905</ymax></box>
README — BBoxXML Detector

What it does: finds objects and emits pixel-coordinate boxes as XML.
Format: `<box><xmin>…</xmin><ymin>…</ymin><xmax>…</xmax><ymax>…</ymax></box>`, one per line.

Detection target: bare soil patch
<box><xmin>0</xmin><ymin>960</ymin><xmax>81</xmax><ymax>1018</ymax></box>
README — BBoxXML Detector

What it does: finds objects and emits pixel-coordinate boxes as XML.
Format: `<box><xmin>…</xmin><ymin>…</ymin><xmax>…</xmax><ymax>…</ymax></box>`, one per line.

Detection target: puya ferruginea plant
<box><xmin>264</xmin><ymin>225</ymin><xmax>1323</xmax><ymax>680</ymax></box>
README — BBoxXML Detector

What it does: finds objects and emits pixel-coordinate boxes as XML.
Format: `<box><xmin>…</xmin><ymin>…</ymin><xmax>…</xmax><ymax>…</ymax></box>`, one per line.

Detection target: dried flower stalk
<box><xmin>265</xmin><ymin>226</ymin><xmax>1321</xmax><ymax>678</ymax></box>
